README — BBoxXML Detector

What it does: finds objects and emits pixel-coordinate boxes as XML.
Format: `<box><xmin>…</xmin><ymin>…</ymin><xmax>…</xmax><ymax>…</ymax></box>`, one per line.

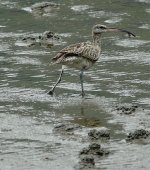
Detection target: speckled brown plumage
<box><xmin>52</xmin><ymin>41</ymin><xmax>101</xmax><ymax>70</ymax></box>
<box><xmin>48</xmin><ymin>24</ymin><xmax>135</xmax><ymax>96</ymax></box>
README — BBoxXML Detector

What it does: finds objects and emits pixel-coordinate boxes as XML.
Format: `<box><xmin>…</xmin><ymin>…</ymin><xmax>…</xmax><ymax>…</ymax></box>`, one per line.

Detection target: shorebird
<box><xmin>48</xmin><ymin>24</ymin><xmax>135</xmax><ymax>97</ymax></box>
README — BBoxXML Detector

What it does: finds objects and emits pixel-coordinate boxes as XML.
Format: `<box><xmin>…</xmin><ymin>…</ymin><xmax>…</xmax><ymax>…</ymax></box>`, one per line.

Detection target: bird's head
<box><xmin>92</xmin><ymin>24</ymin><xmax>135</xmax><ymax>37</ymax></box>
<box><xmin>92</xmin><ymin>24</ymin><xmax>108</xmax><ymax>34</ymax></box>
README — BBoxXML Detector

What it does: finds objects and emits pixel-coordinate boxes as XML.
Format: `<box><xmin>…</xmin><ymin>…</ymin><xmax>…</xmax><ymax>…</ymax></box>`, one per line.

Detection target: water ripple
<box><xmin>115</xmin><ymin>39</ymin><xmax>150</xmax><ymax>48</ymax></box>
<box><xmin>71</xmin><ymin>5</ymin><xmax>91</xmax><ymax>12</ymax></box>
<box><xmin>11</xmin><ymin>56</ymin><xmax>41</xmax><ymax>65</ymax></box>
<box><xmin>0</xmin><ymin>87</ymin><xmax>54</xmax><ymax>103</ymax></box>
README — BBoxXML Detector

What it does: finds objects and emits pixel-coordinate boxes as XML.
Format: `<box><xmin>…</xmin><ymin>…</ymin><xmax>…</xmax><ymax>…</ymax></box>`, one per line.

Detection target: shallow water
<box><xmin>0</xmin><ymin>0</ymin><xmax>150</xmax><ymax>170</ymax></box>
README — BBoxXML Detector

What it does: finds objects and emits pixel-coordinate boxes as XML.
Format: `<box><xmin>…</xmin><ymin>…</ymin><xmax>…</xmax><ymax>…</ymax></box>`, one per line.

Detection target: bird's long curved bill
<box><xmin>107</xmin><ymin>28</ymin><xmax>136</xmax><ymax>37</ymax></box>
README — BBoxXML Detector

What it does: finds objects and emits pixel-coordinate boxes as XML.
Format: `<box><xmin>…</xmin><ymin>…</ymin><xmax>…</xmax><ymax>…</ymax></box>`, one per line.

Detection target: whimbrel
<box><xmin>48</xmin><ymin>24</ymin><xmax>135</xmax><ymax>97</ymax></box>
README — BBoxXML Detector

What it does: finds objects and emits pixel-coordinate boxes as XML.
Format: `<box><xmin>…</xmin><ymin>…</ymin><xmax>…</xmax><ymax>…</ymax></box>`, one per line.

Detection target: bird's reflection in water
<box><xmin>70</xmin><ymin>99</ymin><xmax>104</xmax><ymax>127</ymax></box>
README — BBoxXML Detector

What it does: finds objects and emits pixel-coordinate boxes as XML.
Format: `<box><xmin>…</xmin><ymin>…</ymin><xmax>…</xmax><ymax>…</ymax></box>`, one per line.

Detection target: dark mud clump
<box><xmin>79</xmin><ymin>143</ymin><xmax>109</xmax><ymax>156</ymax></box>
<box><xmin>115</xmin><ymin>105</ymin><xmax>139</xmax><ymax>115</ymax></box>
<box><xmin>31</xmin><ymin>2</ymin><xmax>59</xmax><ymax>16</ymax></box>
<box><xmin>39</xmin><ymin>31</ymin><xmax>62</xmax><ymax>48</ymax></box>
<box><xmin>78</xmin><ymin>143</ymin><xmax>109</xmax><ymax>169</ymax></box>
<box><xmin>15</xmin><ymin>31</ymin><xmax>62</xmax><ymax>48</ymax></box>
<box><xmin>126</xmin><ymin>129</ymin><xmax>150</xmax><ymax>142</ymax></box>
<box><xmin>15</xmin><ymin>36</ymin><xmax>37</xmax><ymax>47</ymax></box>
<box><xmin>88</xmin><ymin>128</ymin><xmax>110</xmax><ymax>140</ymax></box>
<box><xmin>78</xmin><ymin>155</ymin><xmax>95</xmax><ymax>169</ymax></box>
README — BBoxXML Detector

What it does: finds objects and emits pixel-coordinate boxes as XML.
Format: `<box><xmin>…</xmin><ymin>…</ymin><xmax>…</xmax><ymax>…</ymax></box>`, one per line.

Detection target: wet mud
<box><xmin>31</xmin><ymin>2</ymin><xmax>59</xmax><ymax>16</ymax></box>
<box><xmin>53</xmin><ymin>122</ymin><xmax>82</xmax><ymax>135</ymax></box>
<box><xmin>88</xmin><ymin>128</ymin><xmax>110</xmax><ymax>140</ymax></box>
<box><xmin>0</xmin><ymin>0</ymin><xmax>150</xmax><ymax>170</ymax></box>
<box><xmin>15</xmin><ymin>31</ymin><xmax>62</xmax><ymax>48</ymax></box>
<box><xmin>79</xmin><ymin>143</ymin><xmax>109</xmax><ymax>156</ymax></box>
<box><xmin>78</xmin><ymin>143</ymin><xmax>109</xmax><ymax>169</ymax></box>
<box><xmin>78</xmin><ymin>155</ymin><xmax>95</xmax><ymax>169</ymax></box>
<box><xmin>114</xmin><ymin>105</ymin><xmax>140</xmax><ymax>115</ymax></box>
<box><xmin>49</xmin><ymin>102</ymin><xmax>149</xmax><ymax>169</ymax></box>
<box><xmin>126</xmin><ymin>129</ymin><xmax>150</xmax><ymax>142</ymax></box>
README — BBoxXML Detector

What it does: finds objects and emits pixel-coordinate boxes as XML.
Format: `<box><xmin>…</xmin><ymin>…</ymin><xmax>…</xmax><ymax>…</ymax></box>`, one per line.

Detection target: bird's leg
<box><xmin>80</xmin><ymin>69</ymin><xmax>85</xmax><ymax>97</ymax></box>
<box><xmin>47</xmin><ymin>68</ymin><xmax>64</xmax><ymax>95</ymax></box>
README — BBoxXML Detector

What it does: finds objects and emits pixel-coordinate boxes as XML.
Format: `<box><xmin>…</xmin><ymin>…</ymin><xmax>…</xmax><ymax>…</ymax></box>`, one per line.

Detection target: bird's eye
<box><xmin>99</xmin><ymin>26</ymin><xmax>106</xmax><ymax>29</ymax></box>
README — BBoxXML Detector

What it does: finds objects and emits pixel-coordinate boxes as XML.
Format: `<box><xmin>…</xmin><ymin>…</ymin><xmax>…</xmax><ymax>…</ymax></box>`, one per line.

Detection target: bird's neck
<box><xmin>93</xmin><ymin>33</ymin><xmax>101</xmax><ymax>46</ymax></box>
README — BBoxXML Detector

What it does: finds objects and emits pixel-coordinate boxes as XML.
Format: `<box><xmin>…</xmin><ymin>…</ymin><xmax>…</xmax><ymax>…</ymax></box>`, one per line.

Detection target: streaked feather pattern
<box><xmin>52</xmin><ymin>42</ymin><xmax>101</xmax><ymax>69</ymax></box>
<box><xmin>48</xmin><ymin>24</ymin><xmax>135</xmax><ymax>96</ymax></box>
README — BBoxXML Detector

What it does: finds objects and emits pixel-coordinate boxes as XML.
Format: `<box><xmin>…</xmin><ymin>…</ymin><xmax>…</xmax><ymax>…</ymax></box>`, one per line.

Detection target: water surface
<box><xmin>0</xmin><ymin>0</ymin><xmax>150</xmax><ymax>170</ymax></box>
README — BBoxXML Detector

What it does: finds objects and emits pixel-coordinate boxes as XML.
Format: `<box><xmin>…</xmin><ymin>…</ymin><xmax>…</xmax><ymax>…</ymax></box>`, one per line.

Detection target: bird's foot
<box><xmin>47</xmin><ymin>90</ymin><xmax>54</xmax><ymax>95</ymax></box>
<box><xmin>80</xmin><ymin>92</ymin><xmax>85</xmax><ymax>98</ymax></box>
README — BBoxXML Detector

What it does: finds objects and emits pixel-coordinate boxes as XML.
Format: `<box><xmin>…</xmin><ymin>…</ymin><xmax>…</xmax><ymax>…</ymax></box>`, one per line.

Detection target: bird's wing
<box><xmin>52</xmin><ymin>42</ymin><xmax>100</xmax><ymax>63</ymax></box>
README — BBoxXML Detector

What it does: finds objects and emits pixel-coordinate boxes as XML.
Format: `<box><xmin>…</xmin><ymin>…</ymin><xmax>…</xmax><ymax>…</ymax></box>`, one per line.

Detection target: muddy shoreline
<box><xmin>0</xmin><ymin>0</ymin><xmax>150</xmax><ymax>169</ymax></box>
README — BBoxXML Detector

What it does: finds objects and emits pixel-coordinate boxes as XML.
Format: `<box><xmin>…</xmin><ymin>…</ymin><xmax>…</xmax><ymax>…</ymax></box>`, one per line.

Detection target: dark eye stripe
<box><xmin>99</xmin><ymin>26</ymin><xmax>106</xmax><ymax>29</ymax></box>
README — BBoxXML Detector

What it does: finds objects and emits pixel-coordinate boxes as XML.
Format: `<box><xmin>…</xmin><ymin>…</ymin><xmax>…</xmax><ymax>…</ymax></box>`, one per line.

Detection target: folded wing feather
<box><xmin>52</xmin><ymin>42</ymin><xmax>100</xmax><ymax>64</ymax></box>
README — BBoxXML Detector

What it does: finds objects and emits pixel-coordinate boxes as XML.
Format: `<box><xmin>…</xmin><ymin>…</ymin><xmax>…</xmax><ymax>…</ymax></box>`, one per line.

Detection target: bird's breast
<box><xmin>62</xmin><ymin>56</ymin><xmax>95</xmax><ymax>70</ymax></box>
